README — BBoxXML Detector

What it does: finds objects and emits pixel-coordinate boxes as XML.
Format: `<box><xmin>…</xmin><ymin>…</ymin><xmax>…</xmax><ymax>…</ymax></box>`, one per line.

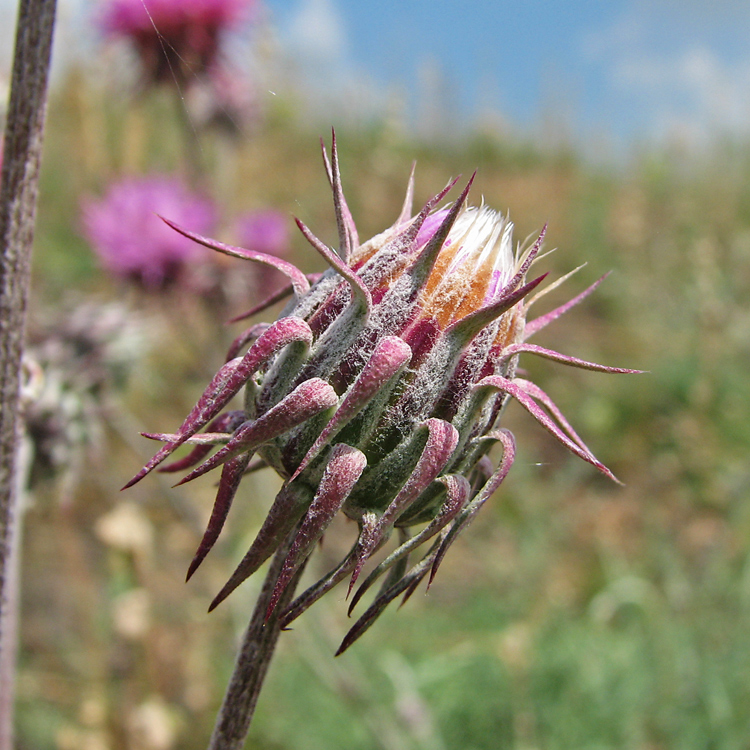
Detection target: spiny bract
<box><xmin>125</xmin><ymin>135</ymin><xmax>637</xmax><ymax>654</ymax></box>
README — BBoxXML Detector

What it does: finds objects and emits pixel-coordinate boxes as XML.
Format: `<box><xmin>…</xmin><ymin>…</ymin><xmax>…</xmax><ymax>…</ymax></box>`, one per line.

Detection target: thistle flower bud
<box><xmin>126</xmin><ymin>135</ymin><xmax>639</xmax><ymax>653</ymax></box>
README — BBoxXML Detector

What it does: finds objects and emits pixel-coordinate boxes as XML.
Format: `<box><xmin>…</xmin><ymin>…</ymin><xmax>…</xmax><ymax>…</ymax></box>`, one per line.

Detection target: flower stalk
<box><xmin>207</xmin><ymin>523</ymin><xmax>308</xmax><ymax>750</ymax></box>
<box><xmin>0</xmin><ymin>0</ymin><xmax>57</xmax><ymax>745</ymax></box>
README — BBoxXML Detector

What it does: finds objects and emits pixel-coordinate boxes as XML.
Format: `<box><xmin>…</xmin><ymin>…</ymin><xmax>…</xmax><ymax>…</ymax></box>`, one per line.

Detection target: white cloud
<box><xmin>274</xmin><ymin>0</ymin><xmax>392</xmax><ymax>127</ymax></box>
<box><xmin>618</xmin><ymin>49</ymin><xmax>750</xmax><ymax>142</ymax></box>
<box><xmin>286</xmin><ymin>0</ymin><xmax>348</xmax><ymax>66</ymax></box>
<box><xmin>585</xmin><ymin>5</ymin><xmax>750</xmax><ymax>146</ymax></box>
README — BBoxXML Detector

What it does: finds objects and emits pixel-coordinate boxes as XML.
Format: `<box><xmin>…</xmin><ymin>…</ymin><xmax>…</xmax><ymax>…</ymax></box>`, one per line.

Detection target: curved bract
<box><xmin>126</xmin><ymin>134</ymin><xmax>639</xmax><ymax>654</ymax></box>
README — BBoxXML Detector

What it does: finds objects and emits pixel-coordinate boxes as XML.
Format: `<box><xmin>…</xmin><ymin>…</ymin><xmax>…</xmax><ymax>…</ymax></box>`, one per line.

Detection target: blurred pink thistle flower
<box><xmin>81</xmin><ymin>176</ymin><xmax>217</xmax><ymax>288</ymax></box>
<box><xmin>125</xmin><ymin>136</ymin><xmax>639</xmax><ymax>653</ymax></box>
<box><xmin>99</xmin><ymin>0</ymin><xmax>256</xmax><ymax>82</ymax></box>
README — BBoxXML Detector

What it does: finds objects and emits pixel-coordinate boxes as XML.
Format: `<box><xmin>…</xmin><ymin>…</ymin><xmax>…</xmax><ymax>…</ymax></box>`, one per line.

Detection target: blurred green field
<box><xmin>13</xmin><ymin>66</ymin><xmax>750</xmax><ymax>750</ymax></box>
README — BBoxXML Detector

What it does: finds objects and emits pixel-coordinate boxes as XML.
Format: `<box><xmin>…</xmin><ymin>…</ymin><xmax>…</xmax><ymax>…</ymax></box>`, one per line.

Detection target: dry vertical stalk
<box><xmin>0</xmin><ymin>0</ymin><xmax>58</xmax><ymax>746</ymax></box>
<box><xmin>208</xmin><ymin>524</ymin><xmax>308</xmax><ymax>750</ymax></box>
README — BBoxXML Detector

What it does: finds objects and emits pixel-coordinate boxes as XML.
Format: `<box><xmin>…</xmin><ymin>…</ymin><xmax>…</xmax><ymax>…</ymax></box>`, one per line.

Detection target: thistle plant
<box><xmin>125</xmin><ymin>136</ymin><xmax>637</xmax><ymax>671</ymax></box>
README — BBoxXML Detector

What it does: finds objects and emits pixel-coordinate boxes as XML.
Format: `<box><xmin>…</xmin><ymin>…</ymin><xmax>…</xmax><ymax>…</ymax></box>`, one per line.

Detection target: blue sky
<box><xmin>2</xmin><ymin>0</ymin><xmax>750</xmax><ymax>151</ymax></box>
<box><xmin>265</xmin><ymin>0</ymin><xmax>750</xmax><ymax>150</ymax></box>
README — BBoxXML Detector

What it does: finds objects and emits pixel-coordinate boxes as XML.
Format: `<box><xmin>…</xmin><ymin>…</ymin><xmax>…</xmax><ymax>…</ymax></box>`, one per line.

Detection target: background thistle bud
<box><xmin>126</xmin><ymin>135</ymin><xmax>638</xmax><ymax>653</ymax></box>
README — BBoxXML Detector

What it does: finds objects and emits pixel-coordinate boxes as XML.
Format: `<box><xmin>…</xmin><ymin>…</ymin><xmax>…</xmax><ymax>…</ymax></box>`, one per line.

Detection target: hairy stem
<box><xmin>208</xmin><ymin>527</ymin><xmax>307</xmax><ymax>750</ymax></box>
<box><xmin>0</xmin><ymin>0</ymin><xmax>57</xmax><ymax>746</ymax></box>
